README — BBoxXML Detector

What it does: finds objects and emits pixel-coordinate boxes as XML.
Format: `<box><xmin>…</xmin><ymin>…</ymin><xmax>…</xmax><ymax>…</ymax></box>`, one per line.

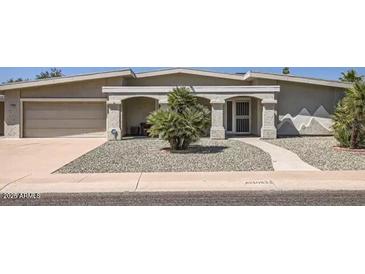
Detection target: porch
<box><xmin>103</xmin><ymin>85</ymin><xmax>280</xmax><ymax>140</ymax></box>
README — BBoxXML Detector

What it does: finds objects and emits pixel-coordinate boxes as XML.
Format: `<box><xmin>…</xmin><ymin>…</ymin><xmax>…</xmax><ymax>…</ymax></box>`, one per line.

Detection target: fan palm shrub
<box><xmin>332</xmin><ymin>81</ymin><xmax>365</xmax><ymax>148</ymax></box>
<box><xmin>147</xmin><ymin>87</ymin><xmax>211</xmax><ymax>151</ymax></box>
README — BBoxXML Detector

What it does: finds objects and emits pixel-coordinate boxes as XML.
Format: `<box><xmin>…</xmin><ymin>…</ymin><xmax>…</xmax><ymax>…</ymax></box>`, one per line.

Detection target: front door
<box><xmin>235</xmin><ymin>100</ymin><xmax>250</xmax><ymax>134</ymax></box>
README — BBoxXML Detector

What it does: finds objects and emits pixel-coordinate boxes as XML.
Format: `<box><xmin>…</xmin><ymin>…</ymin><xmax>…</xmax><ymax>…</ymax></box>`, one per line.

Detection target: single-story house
<box><xmin>0</xmin><ymin>68</ymin><xmax>351</xmax><ymax>140</ymax></box>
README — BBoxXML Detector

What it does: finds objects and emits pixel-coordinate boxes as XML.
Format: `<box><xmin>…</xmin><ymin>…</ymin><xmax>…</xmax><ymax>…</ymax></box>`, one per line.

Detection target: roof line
<box><xmin>0</xmin><ymin>68</ymin><xmax>135</xmax><ymax>91</ymax></box>
<box><xmin>134</xmin><ymin>67</ymin><xmax>247</xmax><ymax>81</ymax></box>
<box><xmin>0</xmin><ymin>67</ymin><xmax>353</xmax><ymax>91</ymax></box>
<box><xmin>243</xmin><ymin>71</ymin><xmax>351</xmax><ymax>88</ymax></box>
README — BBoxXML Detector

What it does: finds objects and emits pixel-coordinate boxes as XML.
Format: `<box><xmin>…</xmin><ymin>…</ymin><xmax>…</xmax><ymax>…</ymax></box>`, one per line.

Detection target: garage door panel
<box><xmin>23</xmin><ymin>102</ymin><xmax>106</xmax><ymax>138</ymax></box>
<box><xmin>25</xmin><ymin>119</ymin><xmax>106</xmax><ymax>129</ymax></box>
<box><xmin>25</xmin><ymin>129</ymin><xmax>106</xmax><ymax>138</ymax></box>
<box><xmin>24</xmin><ymin>103</ymin><xmax>106</xmax><ymax>119</ymax></box>
<box><xmin>25</xmin><ymin>102</ymin><xmax>104</xmax><ymax>111</ymax></box>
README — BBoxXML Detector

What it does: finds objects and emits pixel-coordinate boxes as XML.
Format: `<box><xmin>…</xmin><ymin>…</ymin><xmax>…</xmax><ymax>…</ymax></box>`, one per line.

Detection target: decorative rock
<box><xmin>57</xmin><ymin>138</ymin><xmax>274</xmax><ymax>173</ymax></box>
<box><xmin>267</xmin><ymin>137</ymin><xmax>365</xmax><ymax>170</ymax></box>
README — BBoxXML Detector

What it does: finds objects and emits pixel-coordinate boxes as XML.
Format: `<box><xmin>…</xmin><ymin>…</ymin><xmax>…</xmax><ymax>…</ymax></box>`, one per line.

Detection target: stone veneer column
<box><xmin>210</xmin><ymin>99</ymin><xmax>225</xmax><ymax>140</ymax></box>
<box><xmin>4</xmin><ymin>90</ymin><xmax>21</xmax><ymax>138</ymax></box>
<box><xmin>107</xmin><ymin>100</ymin><xmax>122</xmax><ymax>141</ymax></box>
<box><xmin>261</xmin><ymin>99</ymin><xmax>277</xmax><ymax>139</ymax></box>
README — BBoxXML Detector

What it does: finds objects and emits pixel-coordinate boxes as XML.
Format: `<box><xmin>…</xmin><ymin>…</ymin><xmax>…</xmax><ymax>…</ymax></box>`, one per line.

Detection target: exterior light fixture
<box><xmin>111</xmin><ymin>128</ymin><xmax>118</xmax><ymax>140</ymax></box>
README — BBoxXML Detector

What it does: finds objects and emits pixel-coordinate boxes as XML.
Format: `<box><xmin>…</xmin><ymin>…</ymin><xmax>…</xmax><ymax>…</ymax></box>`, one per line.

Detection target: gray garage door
<box><xmin>23</xmin><ymin>102</ymin><xmax>106</xmax><ymax>138</ymax></box>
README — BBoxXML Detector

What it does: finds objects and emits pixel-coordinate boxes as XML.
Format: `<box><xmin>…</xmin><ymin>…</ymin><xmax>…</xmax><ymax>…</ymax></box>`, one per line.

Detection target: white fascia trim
<box><xmin>244</xmin><ymin>71</ymin><xmax>352</xmax><ymax>89</ymax></box>
<box><xmin>135</xmin><ymin>68</ymin><xmax>247</xmax><ymax>81</ymax></box>
<box><xmin>103</xmin><ymin>86</ymin><xmax>172</xmax><ymax>94</ymax></box>
<box><xmin>192</xmin><ymin>86</ymin><xmax>280</xmax><ymax>93</ymax></box>
<box><xmin>262</xmin><ymin>99</ymin><xmax>277</xmax><ymax>104</ymax></box>
<box><xmin>20</xmin><ymin>98</ymin><xmax>107</xmax><ymax>102</ymax></box>
<box><xmin>0</xmin><ymin>70</ymin><xmax>134</xmax><ymax>91</ymax></box>
<box><xmin>102</xmin><ymin>86</ymin><xmax>280</xmax><ymax>94</ymax></box>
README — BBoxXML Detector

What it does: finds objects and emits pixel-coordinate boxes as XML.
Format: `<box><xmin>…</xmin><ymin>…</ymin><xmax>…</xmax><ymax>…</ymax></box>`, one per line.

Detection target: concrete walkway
<box><xmin>1</xmin><ymin>171</ymin><xmax>365</xmax><ymax>193</ymax></box>
<box><xmin>233</xmin><ymin>137</ymin><xmax>319</xmax><ymax>171</ymax></box>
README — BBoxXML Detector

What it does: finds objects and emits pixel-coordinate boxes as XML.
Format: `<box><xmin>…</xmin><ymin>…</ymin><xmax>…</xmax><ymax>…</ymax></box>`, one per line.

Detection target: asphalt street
<box><xmin>1</xmin><ymin>191</ymin><xmax>365</xmax><ymax>206</ymax></box>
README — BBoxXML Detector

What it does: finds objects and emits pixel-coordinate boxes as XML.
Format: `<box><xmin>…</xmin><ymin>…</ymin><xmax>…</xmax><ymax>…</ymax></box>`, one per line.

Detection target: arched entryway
<box><xmin>224</xmin><ymin>96</ymin><xmax>262</xmax><ymax>136</ymax></box>
<box><xmin>122</xmin><ymin>97</ymin><xmax>159</xmax><ymax>136</ymax></box>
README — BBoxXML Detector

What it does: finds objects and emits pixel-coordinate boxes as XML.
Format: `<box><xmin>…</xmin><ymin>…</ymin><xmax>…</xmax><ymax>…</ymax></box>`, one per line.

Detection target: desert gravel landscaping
<box><xmin>56</xmin><ymin>138</ymin><xmax>273</xmax><ymax>173</ymax></box>
<box><xmin>266</xmin><ymin>137</ymin><xmax>365</xmax><ymax>170</ymax></box>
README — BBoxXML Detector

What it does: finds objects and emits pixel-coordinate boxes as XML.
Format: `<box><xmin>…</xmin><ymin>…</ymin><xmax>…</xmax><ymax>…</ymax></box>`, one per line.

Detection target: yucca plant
<box><xmin>332</xmin><ymin>81</ymin><xmax>365</xmax><ymax>148</ymax></box>
<box><xmin>147</xmin><ymin>87</ymin><xmax>211</xmax><ymax>151</ymax></box>
<box><xmin>332</xmin><ymin>101</ymin><xmax>352</xmax><ymax>147</ymax></box>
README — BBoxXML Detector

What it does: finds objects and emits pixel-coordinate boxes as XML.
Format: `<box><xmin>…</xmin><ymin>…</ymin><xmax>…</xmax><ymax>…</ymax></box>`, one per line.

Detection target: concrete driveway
<box><xmin>0</xmin><ymin>138</ymin><xmax>105</xmax><ymax>183</ymax></box>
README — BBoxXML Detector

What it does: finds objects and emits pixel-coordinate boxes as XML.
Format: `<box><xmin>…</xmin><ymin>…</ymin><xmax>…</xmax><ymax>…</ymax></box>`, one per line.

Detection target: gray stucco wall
<box><xmin>254</xmin><ymin>79</ymin><xmax>346</xmax><ymax>136</ymax></box>
<box><xmin>20</xmin><ymin>77</ymin><xmax>124</xmax><ymax>98</ymax></box>
<box><xmin>277</xmin><ymin>82</ymin><xmax>344</xmax><ymax>135</ymax></box>
<box><xmin>278</xmin><ymin>81</ymin><xmax>343</xmax><ymax>117</ymax></box>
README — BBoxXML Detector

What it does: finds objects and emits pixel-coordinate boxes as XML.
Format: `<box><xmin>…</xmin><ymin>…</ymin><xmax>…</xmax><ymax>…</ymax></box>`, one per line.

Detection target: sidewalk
<box><xmin>1</xmin><ymin>171</ymin><xmax>365</xmax><ymax>193</ymax></box>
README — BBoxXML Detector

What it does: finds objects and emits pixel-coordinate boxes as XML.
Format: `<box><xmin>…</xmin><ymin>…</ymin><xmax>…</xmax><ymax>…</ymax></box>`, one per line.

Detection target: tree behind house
<box><xmin>3</xmin><ymin>77</ymin><xmax>29</xmax><ymax>84</ymax></box>
<box><xmin>36</xmin><ymin>68</ymin><xmax>64</xmax><ymax>79</ymax></box>
<box><xmin>339</xmin><ymin>69</ymin><xmax>363</xmax><ymax>83</ymax></box>
<box><xmin>282</xmin><ymin>67</ymin><xmax>290</xmax><ymax>74</ymax></box>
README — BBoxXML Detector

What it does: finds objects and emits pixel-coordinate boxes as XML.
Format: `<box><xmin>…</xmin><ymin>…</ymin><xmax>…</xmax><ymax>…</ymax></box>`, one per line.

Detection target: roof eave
<box><xmin>245</xmin><ymin>72</ymin><xmax>352</xmax><ymax>89</ymax></box>
<box><xmin>0</xmin><ymin>69</ymin><xmax>135</xmax><ymax>91</ymax></box>
<box><xmin>135</xmin><ymin>68</ymin><xmax>247</xmax><ymax>81</ymax></box>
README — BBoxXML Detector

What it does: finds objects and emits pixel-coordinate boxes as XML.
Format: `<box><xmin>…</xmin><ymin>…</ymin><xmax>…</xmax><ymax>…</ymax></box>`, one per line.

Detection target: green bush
<box><xmin>333</xmin><ymin>101</ymin><xmax>352</xmax><ymax>147</ymax></box>
<box><xmin>147</xmin><ymin>87</ymin><xmax>211</xmax><ymax>151</ymax></box>
<box><xmin>333</xmin><ymin>123</ymin><xmax>352</xmax><ymax>148</ymax></box>
<box><xmin>332</xmin><ymin>81</ymin><xmax>365</xmax><ymax>148</ymax></box>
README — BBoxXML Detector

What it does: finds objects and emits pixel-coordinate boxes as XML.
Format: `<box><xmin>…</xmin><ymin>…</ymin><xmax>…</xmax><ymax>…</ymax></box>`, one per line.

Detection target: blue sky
<box><xmin>0</xmin><ymin>67</ymin><xmax>364</xmax><ymax>83</ymax></box>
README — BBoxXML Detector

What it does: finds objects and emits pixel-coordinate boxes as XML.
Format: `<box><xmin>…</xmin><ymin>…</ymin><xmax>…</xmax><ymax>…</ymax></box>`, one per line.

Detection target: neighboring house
<box><xmin>0</xmin><ymin>68</ymin><xmax>351</xmax><ymax>140</ymax></box>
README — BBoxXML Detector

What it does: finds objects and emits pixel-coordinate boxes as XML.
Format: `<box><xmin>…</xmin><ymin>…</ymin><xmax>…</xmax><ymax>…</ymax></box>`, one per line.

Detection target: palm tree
<box><xmin>339</xmin><ymin>69</ymin><xmax>363</xmax><ymax>83</ymax></box>
<box><xmin>333</xmin><ymin>81</ymin><xmax>365</xmax><ymax>148</ymax></box>
<box><xmin>346</xmin><ymin>81</ymin><xmax>365</xmax><ymax>148</ymax></box>
<box><xmin>332</xmin><ymin>101</ymin><xmax>352</xmax><ymax>147</ymax></box>
<box><xmin>147</xmin><ymin>87</ymin><xmax>211</xmax><ymax>151</ymax></box>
